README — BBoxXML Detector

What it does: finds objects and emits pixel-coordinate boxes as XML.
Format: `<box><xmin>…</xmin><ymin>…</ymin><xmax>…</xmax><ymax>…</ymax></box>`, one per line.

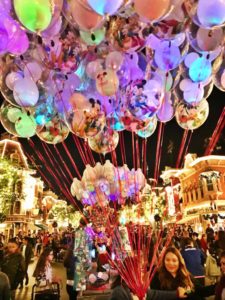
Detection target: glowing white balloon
<box><xmin>13</xmin><ymin>78</ymin><xmax>39</xmax><ymax>107</ymax></box>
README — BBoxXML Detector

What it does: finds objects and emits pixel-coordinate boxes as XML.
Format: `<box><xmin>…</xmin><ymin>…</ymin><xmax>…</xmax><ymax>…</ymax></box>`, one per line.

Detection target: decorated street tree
<box><xmin>0</xmin><ymin>158</ymin><xmax>19</xmax><ymax>222</ymax></box>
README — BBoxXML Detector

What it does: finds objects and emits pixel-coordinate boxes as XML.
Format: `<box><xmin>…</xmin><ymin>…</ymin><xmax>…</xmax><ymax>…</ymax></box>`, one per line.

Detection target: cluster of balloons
<box><xmin>1</xmin><ymin>0</ymin><xmax>225</xmax><ymax>153</ymax></box>
<box><xmin>71</xmin><ymin>160</ymin><xmax>146</xmax><ymax>206</ymax></box>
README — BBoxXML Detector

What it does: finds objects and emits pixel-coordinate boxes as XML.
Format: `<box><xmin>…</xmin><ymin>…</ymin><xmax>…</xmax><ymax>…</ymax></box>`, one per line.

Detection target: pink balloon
<box><xmin>134</xmin><ymin>0</ymin><xmax>171</xmax><ymax>21</ymax></box>
<box><xmin>69</xmin><ymin>0</ymin><xmax>104</xmax><ymax>31</ymax></box>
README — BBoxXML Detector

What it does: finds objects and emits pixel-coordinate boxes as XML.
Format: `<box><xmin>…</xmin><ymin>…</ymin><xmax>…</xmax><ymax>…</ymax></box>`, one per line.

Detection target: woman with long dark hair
<box><xmin>33</xmin><ymin>247</ymin><xmax>60</xmax><ymax>287</ymax></box>
<box><xmin>151</xmin><ymin>247</ymin><xmax>215</xmax><ymax>299</ymax></box>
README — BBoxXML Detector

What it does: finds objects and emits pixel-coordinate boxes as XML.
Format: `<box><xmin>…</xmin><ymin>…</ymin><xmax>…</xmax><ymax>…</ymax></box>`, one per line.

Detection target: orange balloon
<box><xmin>68</xmin><ymin>0</ymin><xmax>104</xmax><ymax>31</ymax></box>
<box><xmin>134</xmin><ymin>0</ymin><xmax>171</xmax><ymax>22</ymax></box>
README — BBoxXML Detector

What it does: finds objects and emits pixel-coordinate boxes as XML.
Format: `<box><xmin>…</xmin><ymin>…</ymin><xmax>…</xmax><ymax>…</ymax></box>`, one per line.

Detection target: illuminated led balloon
<box><xmin>87</xmin><ymin>0</ymin><xmax>124</xmax><ymax>15</ymax></box>
<box><xmin>96</xmin><ymin>69</ymin><xmax>119</xmax><ymax>96</ymax></box>
<box><xmin>134</xmin><ymin>0</ymin><xmax>171</xmax><ymax>22</ymax></box>
<box><xmin>13</xmin><ymin>78</ymin><xmax>39</xmax><ymax>107</ymax></box>
<box><xmin>189</xmin><ymin>56</ymin><xmax>212</xmax><ymax>83</ymax></box>
<box><xmin>88</xmin><ymin>127</ymin><xmax>119</xmax><ymax>154</ymax></box>
<box><xmin>13</xmin><ymin>0</ymin><xmax>52</xmax><ymax>32</ymax></box>
<box><xmin>36</xmin><ymin>116</ymin><xmax>69</xmax><ymax>144</ymax></box>
<box><xmin>15</xmin><ymin>113</ymin><xmax>37</xmax><ymax>138</ymax></box>
<box><xmin>154</xmin><ymin>42</ymin><xmax>181</xmax><ymax>71</ymax></box>
<box><xmin>175</xmin><ymin>99</ymin><xmax>209</xmax><ymax>130</ymax></box>
<box><xmin>69</xmin><ymin>93</ymin><xmax>89</xmax><ymax>109</ymax></box>
<box><xmin>121</xmin><ymin>110</ymin><xmax>152</xmax><ymax>132</ymax></box>
<box><xmin>197</xmin><ymin>0</ymin><xmax>225</xmax><ymax>28</ymax></box>
<box><xmin>136</xmin><ymin>116</ymin><xmax>157</xmax><ymax>138</ymax></box>
<box><xmin>80</xmin><ymin>28</ymin><xmax>105</xmax><ymax>46</ymax></box>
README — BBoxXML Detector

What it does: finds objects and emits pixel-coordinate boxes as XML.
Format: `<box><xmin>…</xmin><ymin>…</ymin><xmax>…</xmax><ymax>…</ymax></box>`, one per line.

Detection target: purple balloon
<box><xmin>0</xmin><ymin>0</ymin><xmax>11</xmax><ymax>14</ymax></box>
<box><xmin>5</xmin><ymin>19</ymin><xmax>29</xmax><ymax>55</ymax></box>
<box><xmin>0</xmin><ymin>22</ymin><xmax>9</xmax><ymax>53</ymax></box>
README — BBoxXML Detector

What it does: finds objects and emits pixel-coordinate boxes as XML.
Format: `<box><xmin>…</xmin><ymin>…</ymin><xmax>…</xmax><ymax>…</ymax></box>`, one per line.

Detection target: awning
<box><xmin>35</xmin><ymin>223</ymin><xmax>48</xmax><ymax>230</ymax></box>
<box><xmin>176</xmin><ymin>215</ymin><xmax>200</xmax><ymax>225</ymax></box>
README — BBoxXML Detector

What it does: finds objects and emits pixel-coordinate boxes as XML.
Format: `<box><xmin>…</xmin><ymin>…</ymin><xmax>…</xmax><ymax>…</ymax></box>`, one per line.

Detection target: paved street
<box><xmin>15</xmin><ymin>258</ymin><xmax>68</xmax><ymax>300</ymax></box>
<box><xmin>15</xmin><ymin>257</ymin><xmax>110</xmax><ymax>300</ymax></box>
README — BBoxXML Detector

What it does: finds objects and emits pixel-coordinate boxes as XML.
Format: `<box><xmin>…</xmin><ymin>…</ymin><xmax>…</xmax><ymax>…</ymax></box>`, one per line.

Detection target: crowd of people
<box><xmin>1</xmin><ymin>222</ymin><xmax>225</xmax><ymax>300</ymax></box>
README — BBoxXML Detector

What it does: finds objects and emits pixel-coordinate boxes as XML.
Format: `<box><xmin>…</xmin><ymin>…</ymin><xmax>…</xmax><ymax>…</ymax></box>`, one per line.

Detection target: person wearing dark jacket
<box><xmin>0</xmin><ymin>271</ymin><xmax>11</xmax><ymax>300</ymax></box>
<box><xmin>64</xmin><ymin>246</ymin><xmax>78</xmax><ymax>300</ymax></box>
<box><xmin>1</xmin><ymin>239</ymin><xmax>25</xmax><ymax>300</ymax></box>
<box><xmin>181</xmin><ymin>238</ymin><xmax>205</xmax><ymax>286</ymax></box>
<box><xmin>20</xmin><ymin>236</ymin><xmax>33</xmax><ymax>286</ymax></box>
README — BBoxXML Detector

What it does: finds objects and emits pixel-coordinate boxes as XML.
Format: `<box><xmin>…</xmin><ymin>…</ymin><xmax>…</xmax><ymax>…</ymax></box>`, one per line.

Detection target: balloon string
<box><xmin>28</xmin><ymin>139</ymin><xmax>78</xmax><ymax>207</ymax></box>
<box><xmin>182</xmin><ymin>130</ymin><xmax>193</xmax><ymax>166</ymax></box>
<box><xmin>53</xmin><ymin>144</ymin><xmax>74</xmax><ymax>180</ymax></box>
<box><xmin>62</xmin><ymin>141</ymin><xmax>82</xmax><ymax>179</ymax></box>
<box><xmin>72</xmin><ymin>135</ymin><xmax>88</xmax><ymax>166</ymax></box>
<box><xmin>132</xmin><ymin>132</ymin><xmax>136</xmax><ymax>169</ymax></box>
<box><xmin>119</xmin><ymin>132</ymin><xmax>125</xmax><ymax>165</ymax></box>
<box><xmin>176</xmin><ymin>129</ymin><xmax>189</xmax><ymax>168</ymax></box>
<box><xmin>204</xmin><ymin>107</ymin><xmax>225</xmax><ymax>155</ymax></box>
<box><xmin>142</xmin><ymin>139</ymin><xmax>147</xmax><ymax>178</ymax></box>
<box><xmin>84</xmin><ymin>140</ymin><xmax>96</xmax><ymax>166</ymax></box>
<box><xmin>41</xmin><ymin>141</ymin><xmax>71</xmax><ymax>186</ymax></box>
<box><xmin>25</xmin><ymin>151</ymin><xmax>54</xmax><ymax>191</ymax></box>
<box><xmin>121</xmin><ymin>131</ymin><xmax>127</xmax><ymax>165</ymax></box>
<box><xmin>154</xmin><ymin>123</ymin><xmax>164</xmax><ymax>184</ymax></box>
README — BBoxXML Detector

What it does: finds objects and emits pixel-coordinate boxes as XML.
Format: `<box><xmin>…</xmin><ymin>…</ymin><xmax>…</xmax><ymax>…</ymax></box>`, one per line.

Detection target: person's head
<box><xmin>7</xmin><ymin>239</ymin><xmax>19</xmax><ymax>254</ymax></box>
<box><xmin>33</xmin><ymin>247</ymin><xmax>53</xmax><ymax>277</ymax></box>
<box><xmin>159</xmin><ymin>247</ymin><xmax>193</xmax><ymax>290</ymax></box>
<box><xmin>185</xmin><ymin>238</ymin><xmax>194</xmax><ymax>248</ymax></box>
<box><xmin>22</xmin><ymin>236</ymin><xmax>29</xmax><ymax>245</ymax></box>
<box><xmin>220</xmin><ymin>251</ymin><xmax>225</xmax><ymax>274</ymax></box>
<box><xmin>79</xmin><ymin>217</ymin><xmax>86</xmax><ymax>228</ymax></box>
<box><xmin>192</xmin><ymin>232</ymin><xmax>198</xmax><ymax>240</ymax></box>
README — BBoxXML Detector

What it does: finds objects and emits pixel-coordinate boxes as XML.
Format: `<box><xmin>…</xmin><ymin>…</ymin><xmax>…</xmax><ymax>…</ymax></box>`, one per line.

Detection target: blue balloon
<box><xmin>87</xmin><ymin>0</ymin><xmax>123</xmax><ymax>16</ymax></box>
<box><xmin>189</xmin><ymin>56</ymin><xmax>212</xmax><ymax>83</ymax></box>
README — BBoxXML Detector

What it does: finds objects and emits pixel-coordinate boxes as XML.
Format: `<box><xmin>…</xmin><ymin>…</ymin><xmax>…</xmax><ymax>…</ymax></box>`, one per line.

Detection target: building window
<box><xmin>14</xmin><ymin>201</ymin><xmax>21</xmax><ymax>214</ymax></box>
<box><xmin>206</xmin><ymin>178</ymin><xmax>214</xmax><ymax>191</ymax></box>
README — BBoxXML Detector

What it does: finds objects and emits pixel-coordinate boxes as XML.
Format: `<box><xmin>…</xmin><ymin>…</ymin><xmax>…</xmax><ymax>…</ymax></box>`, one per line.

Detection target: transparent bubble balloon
<box><xmin>88</xmin><ymin>126</ymin><xmax>119</xmax><ymax>154</ymax></box>
<box><xmin>106</xmin><ymin>111</ymin><xmax>125</xmax><ymax>131</ymax></box>
<box><xmin>120</xmin><ymin>109</ymin><xmax>153</xmax><ymax>132</ymax></box>
<box><xmin>213</xmin><ymin>58</ymin><xmax>225</xmax><ymax>92</ymax></box>
<box><xmin>34</xmin><ymin>94</ymin><xmax>56</xmax><ymax>126</ymax></box>
<box><xmin>105</xmin><ymin>51</ymin><xmax>124</xmax><ymax>71</ymax></box>
<box><xmin>136</xmin><ymin>116</ymin><xmax>157</xmax><ymax>138</ymax></box>
<box><xmin>36</xmin><ymin>115</ymin><xmax>69</xmax><ymax>144</ymax></box>
<box><xmin>127</xmin><ymin>79</ymin><xmax>164</xmax><ymax>120</ymax></box>
<box><xmin>175</xmin><ymin>99</ymin><xmax>209</xmax><ymax>130</ymax></box>
<box><xmin>65</xmin><ymin>108</ymin><xmax>106</xmax><ymax>139</ymax></box>
<box><xmin>134</xmin><ymin>0</ymin><xmax>171</xmax><ymax>22</ymax></box>
<box><xmin>86</xmin><ymin>60</ymin><xmax>104</xmax><ymax>79</ymax></box>
<box><xmin>24</xmin><ymin>61</ymin><xmax>43</xmax><ymax>82</ymax></box>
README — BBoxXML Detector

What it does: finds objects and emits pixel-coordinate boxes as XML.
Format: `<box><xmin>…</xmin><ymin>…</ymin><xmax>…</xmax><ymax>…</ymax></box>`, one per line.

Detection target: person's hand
<box><xmin>177</xmin><ymin>287</ymin><xmax>188</xmax><ymax>298</ymax></box>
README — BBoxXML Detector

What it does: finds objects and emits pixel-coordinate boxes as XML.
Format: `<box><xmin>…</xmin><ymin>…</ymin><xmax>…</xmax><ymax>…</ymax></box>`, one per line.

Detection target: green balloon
<box><xmin>7</xmin><ymin>107</ymin><xmax>23</xmax><ymax>123</ymax></box>
<box><xmin>15</xmin><ymin>113</ymin><xmax>37</xmax><ymax>137</ymax></box>
<box><xmin>80</xmin><ymin>28</ymin><xmax>106</xmax><ymax>46</ymax></box>
<box><xmin>13</xmin><ymin>0</ymin><xmax>52</xmax><ymax>32</ymax></box>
